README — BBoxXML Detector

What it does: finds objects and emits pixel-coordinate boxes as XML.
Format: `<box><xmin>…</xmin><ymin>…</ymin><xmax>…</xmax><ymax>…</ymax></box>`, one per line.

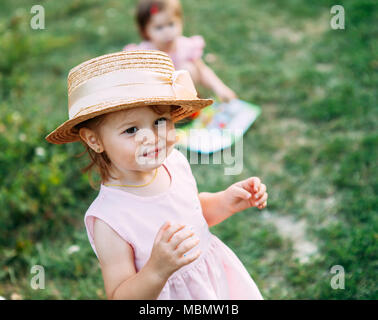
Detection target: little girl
<box><xmin>123</xmin><ymin>0</ymin><xmax>237</xmax><ymax>107</ymax></box>
<box><xmin>45</xmin><ymin>50</ymin><xmax>267</xmax><ymax>300</ymax></box>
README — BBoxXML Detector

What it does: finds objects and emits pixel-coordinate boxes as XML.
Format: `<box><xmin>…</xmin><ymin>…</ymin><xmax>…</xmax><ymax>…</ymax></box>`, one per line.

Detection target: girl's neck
<box><xmin>102</xmin><ymin>164</ymin><xmax>172</xmax><ymax>197</ymax></box>
<box><xmin>104</xmin><ymin>166</ymin><xmax>158</xmax><ymax>187</ymax></box>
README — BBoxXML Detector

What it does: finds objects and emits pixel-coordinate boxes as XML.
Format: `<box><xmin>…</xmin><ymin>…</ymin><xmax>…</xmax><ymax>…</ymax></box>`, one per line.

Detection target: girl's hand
<box><xmin>216</xmin><ymin>85</ymin><xmax>237</xmax><ymax>102</ymax></box>
<box><xmin>223</xmin><ymin>177</ymin><xmax>268</xmax><ymax>214</ymax></box>
<box><xmin>147</xmin><ymin>222</ymin><xmax>201</xmax><ymax>280</ymax></box>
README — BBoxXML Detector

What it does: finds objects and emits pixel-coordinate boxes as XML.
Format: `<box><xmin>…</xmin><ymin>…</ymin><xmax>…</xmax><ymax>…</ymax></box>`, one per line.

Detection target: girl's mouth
<box><xmin>143</xmin><ymin>147</ymin><xmax>162</xmax><ymax>158</ymax></box>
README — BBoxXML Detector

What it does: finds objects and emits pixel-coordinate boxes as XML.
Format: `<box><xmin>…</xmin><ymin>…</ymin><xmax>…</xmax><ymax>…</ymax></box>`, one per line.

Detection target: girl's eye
<box><xmin>155</xmin><ymin>25</ymin><xmax>163</xmax><ymax>31</ymax></box>
<box><xmin>155</xmin><ymin>117</ymin><xmax>167</xmax><ymax>126</ymax></box>
<box><xmin>169</xmin><ymin>22</ymin><xmax>174</xmax><ymax>27</ymax></box>
<box><xmin>125</xmin><ymin>127</ymin><xmax>138</xmax><ymax>135</ymax></box>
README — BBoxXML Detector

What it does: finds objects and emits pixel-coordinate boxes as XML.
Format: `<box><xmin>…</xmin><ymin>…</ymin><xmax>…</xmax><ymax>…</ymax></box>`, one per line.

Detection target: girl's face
<box><xmin>88</xmin><ymin>105</ymin><xmax>177</xmax><ymax>180</ymax></box>
<box><xmin>145</xmin><ymin>9</ymin><xmax>182</xmax><ymax>49</ymax></box>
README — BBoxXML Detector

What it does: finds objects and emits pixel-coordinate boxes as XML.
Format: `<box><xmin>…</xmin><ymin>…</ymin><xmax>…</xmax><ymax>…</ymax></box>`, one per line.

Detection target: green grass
<box><xmin>0</xmin><ymin>0</ymin><xmax>377</xmax><ymax>299</ymax></box>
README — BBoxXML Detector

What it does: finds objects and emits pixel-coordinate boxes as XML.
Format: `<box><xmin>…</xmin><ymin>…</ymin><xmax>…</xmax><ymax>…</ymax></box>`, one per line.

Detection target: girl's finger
<box><xmin>258</xmin><ymin>201</ymin><xmax>267</xmax><ymax>209</ymax></box>
<box><xmin>170</xmin><ymin>228</ymin><xmax>195</xmax><ymax>250</ymax></box>
<box><xmin>182</xmin><ymin>249</ymin><xmax>202</xmax><ymax>266</ymax></box>
<box><xmin>154</xmin><ymin>221</ymin><xmax>171</xmax><ymax>243</ymax></box>
<box><xmin>256</xmin><ymin>193</ymin><xmax>268</xmax><ymax>206</ymax></box>
<box><xmin>162</xmin><ymin>223</ymin><xmax>185</xmax><ymax>243</ymax></box>
<box><xmin>250</xmin><ymin>177</ymin><xmax>261</xmax><ymax>193</ymax></box>
<box><xmin>241</xmin><ymin>177</ymin><xmax>260</xmax><ymax>193</ymax></box>
<box><xmin>254</xmin><ymin>184</ymin><xmax>266</xmax><ymax>200</ymax></box>
<box><xmin>176</xmin><ymin>236</ymin><xmax>200</xmax><ymax>257</ymax></box>
<box><xmin>234</xmin><ymin>186</ymin><xmax>252</xmax><ymax>200</ymax></box>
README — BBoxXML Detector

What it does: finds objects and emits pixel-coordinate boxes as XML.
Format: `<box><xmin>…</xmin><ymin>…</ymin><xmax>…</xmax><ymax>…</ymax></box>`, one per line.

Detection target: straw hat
<box><xmin>45</xmin><ymin>50</ymin><xmax>213</xmax><ymax>144</ymax></box>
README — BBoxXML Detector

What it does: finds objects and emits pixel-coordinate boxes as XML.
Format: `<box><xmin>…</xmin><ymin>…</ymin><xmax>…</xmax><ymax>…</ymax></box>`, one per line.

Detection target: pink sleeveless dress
<box><xmin>84</xmin><ymin>148</ymin><xmax>263</xmax><ymax>300</ymax></box>
<box><xmin>123</xmin><ymin>35</ymin><xmax>205</xmax><ymax>70</ymax></box>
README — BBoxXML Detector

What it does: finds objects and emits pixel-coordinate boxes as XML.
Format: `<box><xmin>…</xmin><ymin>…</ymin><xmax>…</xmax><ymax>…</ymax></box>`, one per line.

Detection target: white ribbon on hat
<box><xmin>170</xmin><ymin>69</ymin><xmax>198</xmax><ymax>99</ymax></box>
<box><xmin>68</xmin><ymin>69</ymin><xmax>198</xmax><ymax>119</ymax></box>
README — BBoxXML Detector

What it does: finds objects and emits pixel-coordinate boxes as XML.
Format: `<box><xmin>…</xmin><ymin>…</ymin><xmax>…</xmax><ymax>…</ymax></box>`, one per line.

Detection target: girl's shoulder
<box><xmin>175</xmin><ymin>35</ymin><xmax>205</xmax><ymax>65</ymax></box>
<box><xmin>167</xmin><ymin>147</ymin><xmax>191</xmax><ymax>171</ymax></box>
<box><xmin>178</xmin><ymin>35</ymin><xmax>205</xmax><ymax>48</ymax></box>
<box><xmin>84</xmin><ymin>189</ymin><xmax>107</xmax><ymax>218</ymax></box>
<box><xmin>167</xmin><ymin>147</ymin><xmax>197</xmax><ymax>188</ymax></box>
<box><xmin>177</xmin><ymin>35</ymin><xmax>206</xmax><ymax>62</ymax></box>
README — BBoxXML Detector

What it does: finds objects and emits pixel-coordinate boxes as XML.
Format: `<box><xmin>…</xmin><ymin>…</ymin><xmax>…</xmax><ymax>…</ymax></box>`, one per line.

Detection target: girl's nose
<box><xmin>164</xmin><ymin>29</ymin><xmax>174</xmax><ymax>40</ymax></box>
<box><xmin>142</xmin><ymin>131</ymin><xmax>159</xmax><ymax>145</ymax></box>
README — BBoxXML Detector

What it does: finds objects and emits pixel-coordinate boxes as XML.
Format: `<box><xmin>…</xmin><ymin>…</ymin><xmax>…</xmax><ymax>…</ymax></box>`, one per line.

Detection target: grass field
<box><xmin>0</xmin><ymin>0</ymin><xmax>376</xmax><ymax>299</ymax></box>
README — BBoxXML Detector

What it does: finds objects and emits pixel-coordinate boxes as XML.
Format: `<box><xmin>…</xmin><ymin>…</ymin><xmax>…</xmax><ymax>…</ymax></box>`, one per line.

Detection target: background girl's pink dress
<box><xmin>84</xmin><ymin>148</ymin><xmax>263</xmax><ymax>300</ymax></box>
<box><xmin>123</xmin><ymin>35</ymin><xmax>206</xmax><ymax>70</ymax></box>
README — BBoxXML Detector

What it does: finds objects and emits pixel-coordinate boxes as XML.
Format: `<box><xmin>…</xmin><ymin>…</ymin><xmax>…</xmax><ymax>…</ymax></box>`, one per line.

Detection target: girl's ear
<box><xmin>79</xmin><ymin>127</ymin><xmax>104</xmax><ymax>153</ymax></box>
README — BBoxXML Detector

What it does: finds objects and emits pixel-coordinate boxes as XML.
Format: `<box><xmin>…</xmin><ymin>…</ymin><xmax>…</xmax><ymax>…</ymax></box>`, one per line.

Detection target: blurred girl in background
<box><xmin>124</xmin><ymin>0</ymin><xmax>237</xmax><ymax>119</ymax></box>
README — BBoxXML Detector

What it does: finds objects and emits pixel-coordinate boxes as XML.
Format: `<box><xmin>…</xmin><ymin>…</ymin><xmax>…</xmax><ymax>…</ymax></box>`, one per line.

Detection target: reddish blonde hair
<box><xmin>135</xmin><ymin>0</ymin><xmax>183</xmax><ymax>40</ymax></box>
<box><xmin>75</xmin><ymin>105</ymin><xmax>180</xmax><ymax>190</ymax></box>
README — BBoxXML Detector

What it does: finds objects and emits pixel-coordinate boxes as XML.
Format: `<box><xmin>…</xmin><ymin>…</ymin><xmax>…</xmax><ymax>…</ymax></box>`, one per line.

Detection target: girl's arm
<box><xmin>199</xmin><ymin>177</ymin><xmax>268</xmax><ymax>228</ymax></box>
<box><xmin>193</xmin><ymin>58</ymin><xmax>237</xmax><ymax>102</ymax></box>
<box><xmin>93</xmin><ymin>218</ymin><xmax>168</xmax><ymax>300</ymax></box>
<box><xmin>198</xmin><ymin>191</ymin><xmax>233</xmax><ymax>227</ymax></box>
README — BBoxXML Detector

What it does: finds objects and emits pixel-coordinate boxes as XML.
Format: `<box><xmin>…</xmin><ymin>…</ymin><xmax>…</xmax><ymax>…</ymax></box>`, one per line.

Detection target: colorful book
<box><xmin>176</xmin><ymin>99</ymin><xmax>261</xmax><ymax>154</ymax></box>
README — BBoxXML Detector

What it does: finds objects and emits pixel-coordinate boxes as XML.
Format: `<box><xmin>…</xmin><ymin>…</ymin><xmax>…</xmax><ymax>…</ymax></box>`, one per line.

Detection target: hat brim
<box><xmin>45</xmin><ymin>97</ymin><xmax>213</xmax><ymax>144</ymax></box>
